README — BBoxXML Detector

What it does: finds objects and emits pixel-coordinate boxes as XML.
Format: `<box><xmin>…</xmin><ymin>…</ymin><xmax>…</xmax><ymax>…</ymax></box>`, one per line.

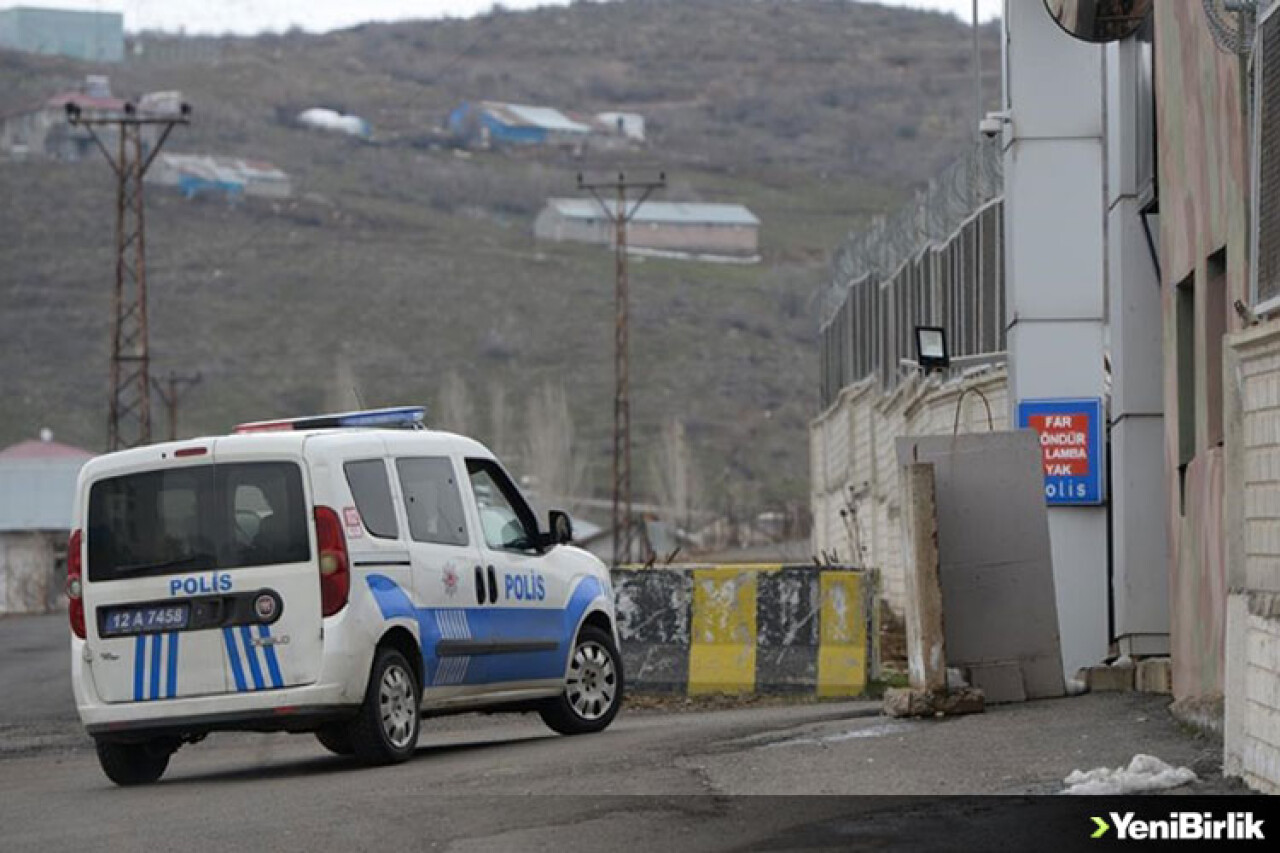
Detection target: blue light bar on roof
<box><xmin>234</xmin><ymin>406</ymin><xmax>427</xmax><ymax>434</ymax></box>
<box><xmin>333</xmin><ymin>407</ymin><xmax>428</xmax><ymax>428</ymax></box>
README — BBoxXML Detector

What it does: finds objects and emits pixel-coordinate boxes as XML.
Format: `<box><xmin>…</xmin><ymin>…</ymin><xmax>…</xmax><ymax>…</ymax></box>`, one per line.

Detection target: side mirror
<box><xmin>548</xmin><ymin>510</ymin><xmax>573</xmax><ymax>545</ymax></box>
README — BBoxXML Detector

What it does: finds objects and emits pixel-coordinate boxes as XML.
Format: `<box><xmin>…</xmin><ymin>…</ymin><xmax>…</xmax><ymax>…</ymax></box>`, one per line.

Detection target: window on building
<box><xmin>1206</xmin><ymin>249</ymin><xmax>1227</xmax><ymax>448</ymax></box>
<box><xmin>1257</xmin><ymin>8</ymin><xmax>1280</xmax><ymax>305</ymax></box>
<box><xmin>1176</xmin><ymin>273</ymin><xmax>1196</xmax><ymax>513</ymax></box>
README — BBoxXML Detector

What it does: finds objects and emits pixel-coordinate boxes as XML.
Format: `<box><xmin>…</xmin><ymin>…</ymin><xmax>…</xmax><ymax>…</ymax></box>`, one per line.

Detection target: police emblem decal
<box><xmin>442</xmin><ymin>565</ymin><xmax>459</xmax><ymax>596</ymax></box>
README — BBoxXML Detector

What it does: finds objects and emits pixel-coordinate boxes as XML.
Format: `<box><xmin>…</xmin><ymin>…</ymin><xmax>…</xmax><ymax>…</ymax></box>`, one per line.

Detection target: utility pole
<box><xmin>577</xmin><ymin>171</ymin><xmax>665</xmax><ymax>566</ymax></box>
<box><xmin>970</xmin><ymin>0</ymin><xmax>984</xmax><ymax>207</ymax></box>
<box><xmin>972</xmin><ymin>0</ymin><xmax>982</xmax><ymax>141</ymax></box>
<box><xmin>66</xmin><ymin>99</ymin><xmax>190</xmax><ymax>451</ymax></box>
<box><xmin>151</xmin><ymin>371</ymin><xmax>203</xmax><ymax>441</ymax></box>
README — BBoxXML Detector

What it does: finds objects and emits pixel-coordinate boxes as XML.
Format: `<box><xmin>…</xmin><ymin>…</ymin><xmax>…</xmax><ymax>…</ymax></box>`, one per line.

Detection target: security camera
<box><xmin>980</xmin><ymin>110</ymin><xmax>1010</xmax><ymax>139</ymax></box>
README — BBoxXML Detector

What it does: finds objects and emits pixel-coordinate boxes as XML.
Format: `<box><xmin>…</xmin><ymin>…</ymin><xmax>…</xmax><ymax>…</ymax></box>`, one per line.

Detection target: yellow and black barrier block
<box><xmin>611</xmin><ymin>564</ymin><xmax>878</xmax><ymax>697</ymax></box>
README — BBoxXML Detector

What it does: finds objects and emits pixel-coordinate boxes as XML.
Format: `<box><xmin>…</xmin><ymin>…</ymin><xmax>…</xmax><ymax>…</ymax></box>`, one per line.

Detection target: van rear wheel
<box><xmin>539</xmin><ymin>625</ymin><xmax>624</xmax><ymax>736</ymax></box>
<box><xmin>95</xmin><ymin>738</ymin><xmax>172</xmax><ymax>786</ymax></box>
<box><xmin>347</xmin><ymin>647</ymin><xmax>420</xmax><ymax>765</ymax></box>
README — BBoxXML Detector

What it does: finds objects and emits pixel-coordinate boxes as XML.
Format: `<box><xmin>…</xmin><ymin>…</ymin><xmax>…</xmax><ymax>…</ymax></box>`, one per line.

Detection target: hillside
<box><xmin>0</xmin><ymin>0</ymin><xmax>1000</xmax><ymax>523</ymax></box>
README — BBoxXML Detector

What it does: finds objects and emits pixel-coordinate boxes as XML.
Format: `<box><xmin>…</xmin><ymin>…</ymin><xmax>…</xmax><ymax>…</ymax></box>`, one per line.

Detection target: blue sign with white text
<box><xmin>1017</xmin><ymin>398</ymin><xmax>1104</xmax><ymax>506</ymax></box>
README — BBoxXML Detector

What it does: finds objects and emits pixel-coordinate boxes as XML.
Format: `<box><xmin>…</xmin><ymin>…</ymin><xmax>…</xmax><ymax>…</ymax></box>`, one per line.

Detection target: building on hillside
<box><xmin>297</xmin><ymin>108</ymin><xmax>371</xmax><ymax>140</ymax></box>
<box><xmin>0</xmin><ymin>432</ymin><xmax>92</xmax><ymax>614</ymax></box>
<box><xmin>0</xmin><ymin>75</ymin><xmax>126</xmax><ymax>160</ymax></box>
<box><xmin>534</xmin><ymin>198</ymin><xmax>760</xmax><ymax>260</ymax></box>
<box><xmin>596</xmin><ymin>111</ymin><xmax>645</xmax><ymax>142</ymax></box>
<box><xmin>447</xmin><ymin>101</ymin><xmax>642</xmax><ymax>152</ymax></box>
<box><xmin>0</xmin><ymin>5</ymin><xmax>123</xmax><ymax>62</ymax></box>
<box><xmin>147</xmin><ymin>154</ymin><xmax>293</xmax><ymax>200</ymax></box>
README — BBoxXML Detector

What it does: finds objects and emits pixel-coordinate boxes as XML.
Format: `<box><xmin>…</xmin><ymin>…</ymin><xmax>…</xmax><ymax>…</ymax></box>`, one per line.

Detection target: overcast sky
<box><xmin>0</xmin><ymin>1</ymin><xmax>1002</xmax><ymax>35</ymax></box>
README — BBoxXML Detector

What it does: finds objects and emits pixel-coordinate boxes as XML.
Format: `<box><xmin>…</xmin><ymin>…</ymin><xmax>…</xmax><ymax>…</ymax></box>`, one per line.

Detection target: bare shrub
<box><xmin>436</xmin><ymin>370</ymin><xmax>475</xmax><ymax>435</ymax></box>
<box><xmin>647</xmin><ymin>417</ymin><xmax>703</xmax><ymax>531</ymax></box>
<box><xmin>523</xmin><ymin>381</ymin><xmax>586</xmax><ymax>512</ymax></box>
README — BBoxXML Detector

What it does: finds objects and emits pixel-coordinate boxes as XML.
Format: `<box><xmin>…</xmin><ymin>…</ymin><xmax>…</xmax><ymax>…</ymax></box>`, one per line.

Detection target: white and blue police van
<box><xmin>67</xmin><ymin>407</ymin><xmax>623</xmax><ymax>785</ymax></box>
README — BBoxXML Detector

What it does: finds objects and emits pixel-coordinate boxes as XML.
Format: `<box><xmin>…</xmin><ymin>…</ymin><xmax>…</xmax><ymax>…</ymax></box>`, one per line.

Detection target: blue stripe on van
<box><xmin>133</xmin><ymin>634</ymin><xmax>146</xmax><ymax>701</ymax></box>
<box><xmin>365</xmin><ymin>573</ymin><xmax>605</xmax><ymax>688</ymax></box>
<box><xmin>240</xmin><ymin>625</ymin><xmax>265</xmax><ymax>690</ymax></box>
<box><xmin>223</xmin><ymin>627</ymin><xmax>247</xmax><ymax>691</ymax></box>
<box><xmin>259</xmin><ymin>624</ymin><xmax>284</xmax><ymax>689</ymax></box>
<box><xmin>149</xmin><ymin>634</ymin><xmax>162</xmax><ymax>700</ymax></box>
<box><xmin>166</xmin><ymin>631</ymin><xmax>180</xmax><ymax>699</ymax></box>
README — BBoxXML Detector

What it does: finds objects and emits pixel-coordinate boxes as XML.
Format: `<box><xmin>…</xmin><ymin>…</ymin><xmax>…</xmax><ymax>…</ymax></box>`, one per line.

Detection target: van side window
<box><xmin>343</xmin><ymin>460</ymin><xmax>399</xmax><ymax>540</ymax></box>
<box><xmin>395</xmin><ymin>457</ymin><xmax>469</xmax><ymax>546</ymax></box>
<box><xmin>465</xmin><ymin>458</ymin><xmax>540</xmax><ymax>554</ymax></box>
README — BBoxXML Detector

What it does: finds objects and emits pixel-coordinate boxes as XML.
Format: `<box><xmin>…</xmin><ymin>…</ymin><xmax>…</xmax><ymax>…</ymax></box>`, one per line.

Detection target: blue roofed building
<box><xmin>447</xmin><ymin>101</ymin><xmax>640</xmax><ymax>151</ymax></box>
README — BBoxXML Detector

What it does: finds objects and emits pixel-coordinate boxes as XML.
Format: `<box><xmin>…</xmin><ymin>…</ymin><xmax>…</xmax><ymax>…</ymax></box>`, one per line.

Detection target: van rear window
<box><xmin>87</xmin><ymin>462</ymin><xmax>310</xmax><ymax>582</ymax></box>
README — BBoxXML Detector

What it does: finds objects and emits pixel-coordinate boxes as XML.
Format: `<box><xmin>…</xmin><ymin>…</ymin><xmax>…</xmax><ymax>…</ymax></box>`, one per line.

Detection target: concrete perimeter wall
<box><xmin>809</xmin><ymin>368</ymin><xmax>1008</xmax><ymax>617</ymax></box>
<box><xmin>612</xmin><ymin>565</ymin><xmax>878</xmax><ymax>697</ymax></box>
<box><xmin>1224</xmin><ymin>324</ymin><xmax>1280</xmax><ymax>792</ymax></box>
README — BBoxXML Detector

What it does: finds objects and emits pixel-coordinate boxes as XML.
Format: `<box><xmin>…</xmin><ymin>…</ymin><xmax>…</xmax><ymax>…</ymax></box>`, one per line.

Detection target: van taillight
<box><xmin>66</xmin><ymin>529</ymin><xmax>85</xmax><ymax>639</ymax></box>
<box><xmin>313</xmin><ymin>506</ymin><xmax>350</xmax><ymax>617</ymax></box>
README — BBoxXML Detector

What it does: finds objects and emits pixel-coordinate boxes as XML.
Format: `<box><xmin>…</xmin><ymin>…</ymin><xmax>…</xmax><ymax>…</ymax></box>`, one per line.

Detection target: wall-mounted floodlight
<box><xmin>915</xmin><ymin>325</ymin><xmax>950</xmax><ymax>371</ymax></box>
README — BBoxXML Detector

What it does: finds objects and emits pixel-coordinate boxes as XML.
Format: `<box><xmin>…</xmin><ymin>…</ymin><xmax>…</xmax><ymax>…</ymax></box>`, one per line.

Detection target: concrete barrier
<box><xmin>0</xmin><ymin>531</ymin><xmax>64</xmax><ymax>614</ymax></box>
<box><xmin>611</xmin><ymin>564</ymin><xmax>879</xmax><ymax>697</ymax></box>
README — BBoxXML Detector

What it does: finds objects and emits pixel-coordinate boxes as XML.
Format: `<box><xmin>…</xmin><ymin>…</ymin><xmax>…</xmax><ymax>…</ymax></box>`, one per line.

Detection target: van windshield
<box><xmin>87</xmin><ymin>461</ymin><xmax>310</xmax><ymax>582</ymax></box>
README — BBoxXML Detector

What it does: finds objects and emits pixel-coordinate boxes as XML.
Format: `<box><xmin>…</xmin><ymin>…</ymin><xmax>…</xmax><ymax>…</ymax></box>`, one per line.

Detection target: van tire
<box><xmin>539</xmin><ymin>625</ymin><xmax>624</xmax><ymax>736</ymax></box>
<box><xmin>347</xmin><ymin>647</ymin><xmax>420</xmax><ymax>765</ymax></box>
<box><xmin>95</xmin><ymin>739</ymin><xmax>171</xmax><ymax>785</ymax></box>
<box><xmin>314</xmin><ymin>725</ymin><xmax>354</xmax><ymax>756</ymax></box>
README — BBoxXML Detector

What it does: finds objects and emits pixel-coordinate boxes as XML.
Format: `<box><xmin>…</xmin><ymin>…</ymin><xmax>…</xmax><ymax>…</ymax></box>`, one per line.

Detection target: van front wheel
<box><xmin>539</xmin><ymin>625</ymin><xmax>624</xmax><ymax>735</ymax></box>
<box><xmin>347</xmin><ymin>647</ymin><xmax>420</xmax><ymax>765</ymax></box>
<box><xmin>95</xmin><ymin>738</ymin><xmax>172</xmax><ymax>785</ymax></box>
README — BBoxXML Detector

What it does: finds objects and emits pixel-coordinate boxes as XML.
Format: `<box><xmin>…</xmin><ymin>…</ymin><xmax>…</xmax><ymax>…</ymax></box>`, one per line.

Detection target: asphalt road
<box><xmin>0</xmin><ymin>613</ymin><xmax>1242</xmax><ymax>852</ymax></box>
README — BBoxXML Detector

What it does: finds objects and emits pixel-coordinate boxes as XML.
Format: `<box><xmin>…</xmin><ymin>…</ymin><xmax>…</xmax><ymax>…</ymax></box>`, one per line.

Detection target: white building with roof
<box><xmin>0</xmin><ymin>432</ymin><xmax>93</xmax><ymax>613</ymax></box>
<box><xmin>534</xmin><ymin>198</ymin><xmax>761</xmax><ymax>260</ymax></box>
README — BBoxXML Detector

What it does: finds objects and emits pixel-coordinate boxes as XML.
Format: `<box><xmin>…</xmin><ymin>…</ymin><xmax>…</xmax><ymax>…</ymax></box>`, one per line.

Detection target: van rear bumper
<box><xmin>86</xmin><ymin>702</ymin><xmax>360</xmax><ymax>742</ymax></box>
<box><xmin>76</xmin><ymin>675</ymin><xmax>360</xmax><ymax>741</ymax></box>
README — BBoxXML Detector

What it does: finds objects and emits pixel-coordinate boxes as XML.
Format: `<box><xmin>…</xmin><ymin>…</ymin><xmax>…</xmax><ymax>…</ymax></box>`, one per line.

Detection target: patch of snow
<box><xmin>1061</xmin><ymin>754</ymin><xmax>1197</xmax><ymax>795</ymax></box>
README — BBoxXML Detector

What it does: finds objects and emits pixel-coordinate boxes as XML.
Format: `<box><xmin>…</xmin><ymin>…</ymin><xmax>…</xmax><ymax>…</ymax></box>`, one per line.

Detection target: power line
<box><xmin>576</xmin><ymin>170</ymin><xmax>666</xmax><ymax>567</ymax></box>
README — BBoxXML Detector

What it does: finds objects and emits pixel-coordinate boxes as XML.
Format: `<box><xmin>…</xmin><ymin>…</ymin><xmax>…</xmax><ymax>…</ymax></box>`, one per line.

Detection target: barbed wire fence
<box><xmin>821</xmin><ymin>138</ymin><xmax>1003</xmax><ymax>327</ymax></box>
